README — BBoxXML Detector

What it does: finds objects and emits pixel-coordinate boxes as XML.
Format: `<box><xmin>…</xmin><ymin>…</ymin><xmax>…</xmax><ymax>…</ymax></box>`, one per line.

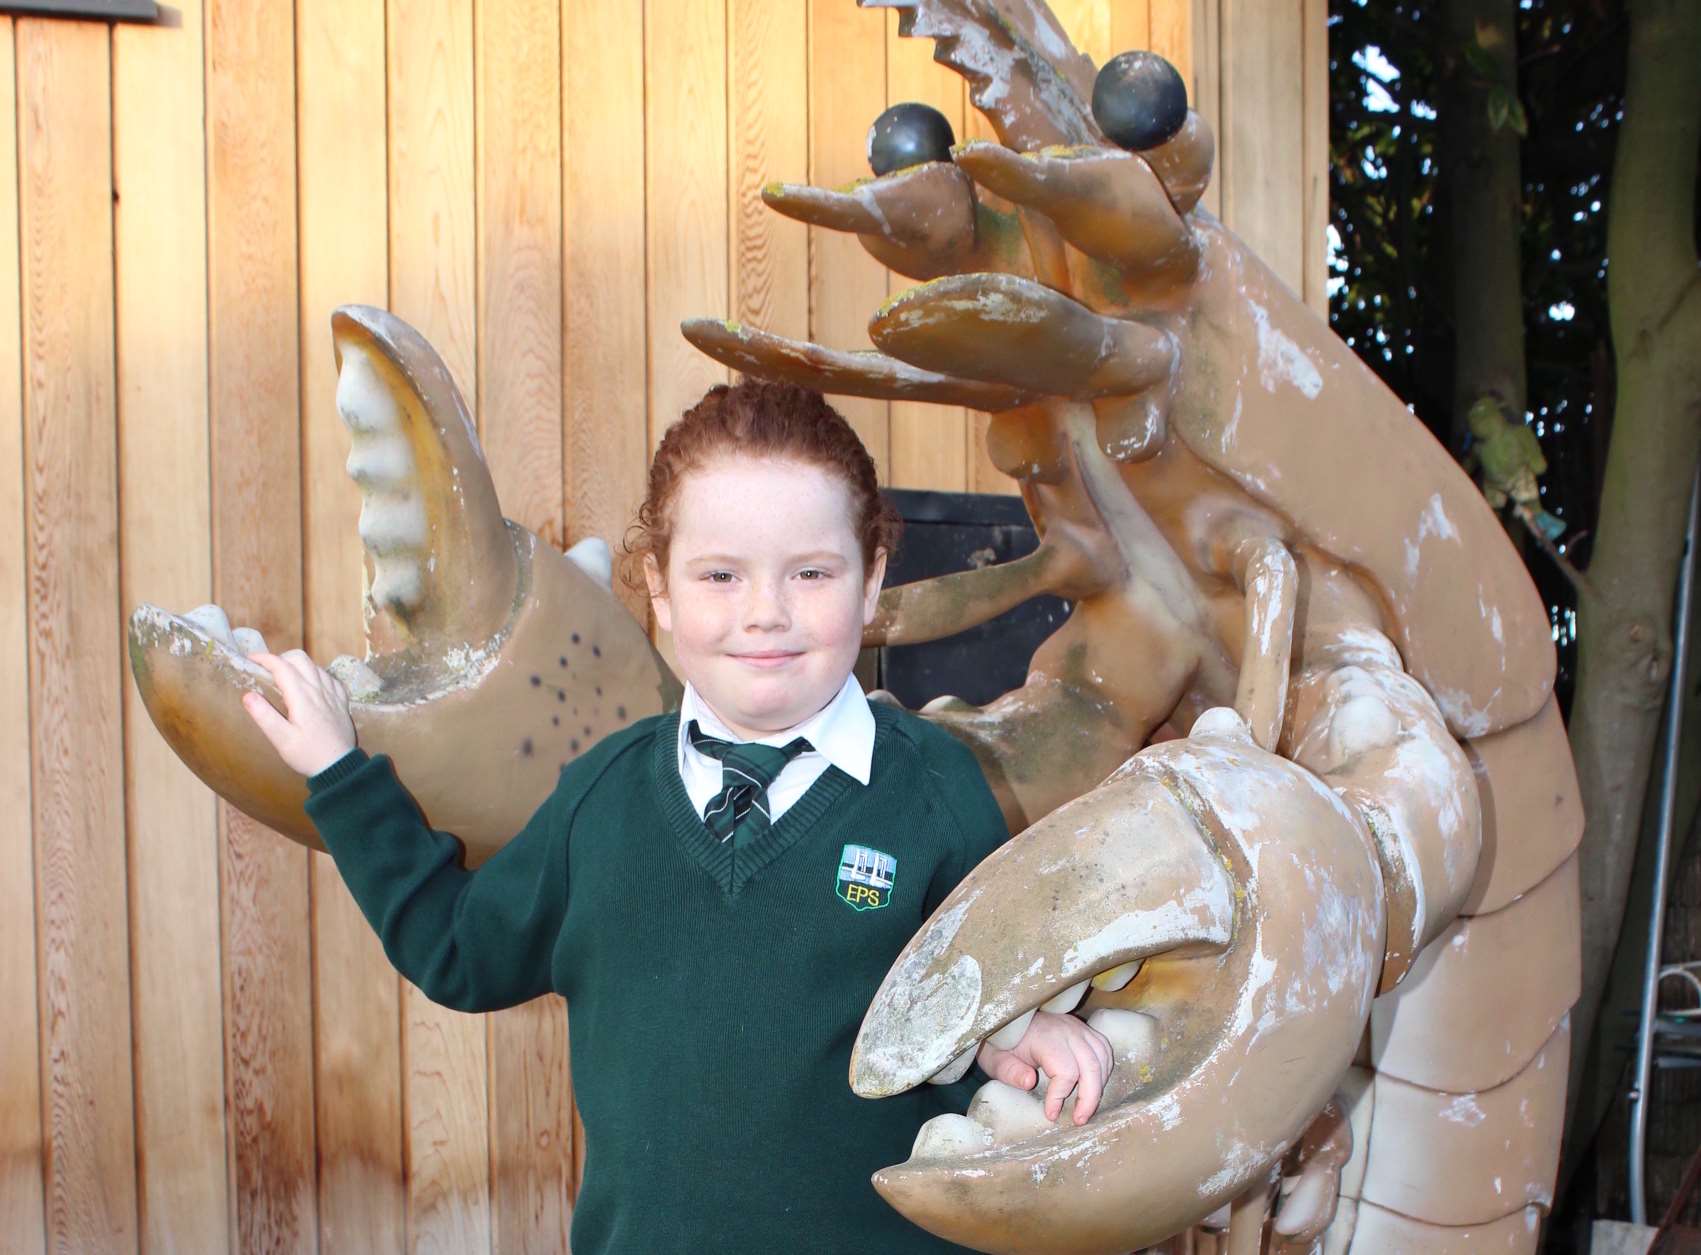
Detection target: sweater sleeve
<box><xmin>304</xmin><ymin>749</ymin><xmax>575</xmax><ymax>1013</ymax></box>
<box><xmin>917</xmin><ymin>729</ymin><xmax>1013</xmax><ymax>914</ymax></box>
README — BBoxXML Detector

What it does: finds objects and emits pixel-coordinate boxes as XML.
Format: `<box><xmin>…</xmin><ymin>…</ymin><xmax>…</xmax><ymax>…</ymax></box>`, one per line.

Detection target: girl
<box><xmin>244</xmin><ymin>380</ymin><xmax>1112</xmax><ymax>1254</ymax></box>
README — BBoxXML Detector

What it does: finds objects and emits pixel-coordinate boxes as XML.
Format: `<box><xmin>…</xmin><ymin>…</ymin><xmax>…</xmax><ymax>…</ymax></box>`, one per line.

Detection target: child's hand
<box><xmin>975</xmin><ymin>1011</ymin><xmax>1115</xmax><ymax>1125</ymax></box>
<box><xmin>241</xmin><ymin>650</ymin><xmax>358</xmax><ymax>778</ymax></box>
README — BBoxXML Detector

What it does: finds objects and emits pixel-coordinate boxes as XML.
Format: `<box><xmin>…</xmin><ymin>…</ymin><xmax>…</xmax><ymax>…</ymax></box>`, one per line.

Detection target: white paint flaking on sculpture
<box><xmin>1439</xmin><ymin>1093</ymin><xmax>1487</xmax><ymax>1126</ymax></box>
<box><xmin>1249</xmin><ymin>300</ymin><xmax>1323</xmax><ymax>399</ymax></box>
<box><xmin>1433</xmin><ymin>683</ymin><xmax>1498</xmax><ymax>737</ymax></box>
<box><xmin>1060</xmin><ymin>893</ymin><xmax>1230</xmax><ymax>975</ymax></box>
<box><xmin>1419</xmin><ymin>492</ymin><xmax>1461</xmax><ymax>542</ymax></box>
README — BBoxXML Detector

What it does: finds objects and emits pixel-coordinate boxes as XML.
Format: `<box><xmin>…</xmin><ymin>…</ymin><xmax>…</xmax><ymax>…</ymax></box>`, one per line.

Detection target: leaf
<box><xmin>1462</xmin><ymin>38</ymin><xmax>1499</xmax><ymax>80</ymax></box>
<box><xmin>1486</xmin><ymin>86</ymin><xmax>1529</xmax><ymax>136</ymax></box>
<box><xmin>1507</xmin><ymin>97</ymin><xmax>1530</xmax><ymax>138</ymax></box>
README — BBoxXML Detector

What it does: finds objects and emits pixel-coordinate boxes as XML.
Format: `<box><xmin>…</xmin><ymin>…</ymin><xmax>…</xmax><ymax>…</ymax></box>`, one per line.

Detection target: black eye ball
<box><xmin>1092</xmin><ymin>51</ymin><xmax>1188</xmax><ymax>152</ymax></box>
<box><xmin>867</xmin><ymin>102</ymin><xmax>957</xmax><ymax>176</ymax></box>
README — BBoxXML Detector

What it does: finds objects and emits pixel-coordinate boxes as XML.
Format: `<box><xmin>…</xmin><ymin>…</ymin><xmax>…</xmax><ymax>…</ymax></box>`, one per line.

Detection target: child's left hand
<box><xmin>975</xmin><ymin>1011</ymin><xmax>1115</xmax><ymax>1125</ymax></box>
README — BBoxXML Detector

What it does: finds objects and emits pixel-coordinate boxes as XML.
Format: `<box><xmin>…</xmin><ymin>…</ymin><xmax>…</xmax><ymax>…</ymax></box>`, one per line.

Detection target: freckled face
<box><xmin>646</xmin><ymin>456</ymin><xmax>885</xmax><ymax>740</ymax></box>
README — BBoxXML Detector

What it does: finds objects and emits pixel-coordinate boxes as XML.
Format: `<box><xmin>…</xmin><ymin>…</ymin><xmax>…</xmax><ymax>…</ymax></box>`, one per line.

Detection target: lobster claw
<box><xmin>128</xmin><ymin>307</ymin><xmax>679</xmax><ymax>863</ymax></box>
<box><xmin>854</xmin><ymin>709</ymin><xmax>1385</xmax><ymax>1255</ymax></box>
<box><xmin>762</xmin><ymin>163</ymin><xmax>992</xmax><ymax>281</ymax></box>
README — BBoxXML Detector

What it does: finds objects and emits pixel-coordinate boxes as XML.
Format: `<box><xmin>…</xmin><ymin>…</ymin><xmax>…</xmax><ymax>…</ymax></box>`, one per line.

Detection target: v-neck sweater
<box><xmin>304</xmin><ymin>701</ymin><xmax>1009</xmax><ymax>1255</ymax></box>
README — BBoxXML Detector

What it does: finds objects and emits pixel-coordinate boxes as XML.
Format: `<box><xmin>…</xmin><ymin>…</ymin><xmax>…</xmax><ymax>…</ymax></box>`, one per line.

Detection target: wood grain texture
<box><xmin>731</xmin><ymin>0</ymin><xmax>809</xmax><ymax>342</ymax></box>
<box><xmin>563</xmin><ymin>0</ymin><xmax>649</xmax><ymax>623</ymax></box>
<box><xmin>1191</xmin><ymin>0</ymin><xmax>1223</xmax><ymax>219</ymax></box>
<box><xmin>297</xmin><ymin>1</ymin><xmax>405</xmax><ymax>1251</ymax></box>
<box><xmin>17</xmin><ymin>18</ymin><xmax>138</xmax><ymax>1253</ymax></box>
<box><xmin>206</xmin><ymin>2</ymin><xmax>316</xmax><ymax>1250</ymax></box>
<box><xmin>948</xmin><ymin>21</ymin><xmax>1014</xmax><ymax>495</ymax></box>
<box><xmin>476</xmin><ymin>3</ymin><xmax>573</xmax><ymax>1249</ymax></box>
<box><xmin>113</xmin><ymin>5</ymin><xmax>230</xmax><ymax>1251</ymax></box>
<box><xmin>1145</xmin><ymin>0</ymin><xmax>1194</xmax><ymax>98</ymax></box>
<box><xmin>0</xmin><ymin>20</ymin><xmax>46</xmax><ymax>1255</ymax></box>
<box><xmin>646</xmin><ymin>0</ymin><xmax>731</xmax><ymax>451</ymax></box>
<box><xmin>1112</xmin><ymin>0</ymin><xmax>1154</xmax><ymax>58</ymax></box>
<box><xmin>489</xmin><ymin>997</ymin><xmax>571</xmax><ymax>1253</ymax></box>
<box><xmin>478</xmin><ymin>0</ymin><xmax>565</xmax><ymax>547</ymax></box>
<box><xmin>1219</xmin><ymin>0</ymin><xmax>1304</xmax><ymax>291</ymax></box>
<box><xmin>389</xmin><ymin>0</ymin><xmax>478</xmax><ymax>406</ymax></box>
<box><xmin>886</xmin><ymin>8</ymin><xmax>968</xmax><ymax>492</ymax></box>
<box><xmin>1300</xmin><ymin>0</ymin><xmax>1329</xmax><ymax>314</ymax></box>
<box><xmin>387</xmin><ymin>3</ymin><xmax>493</xmax><ymax>1250</ymax></box>
<box><xmin>400</xmin><ymin>983</ymin><xmax>492</xmax><ymax>1254</ymax></box>
<box><xmin>808</xmin><ymin>0</ymin><xmax>889</xmax><ymax>476</ymax></box>
<box><xmin>300</xmin><ymin>0</ymin><xmax>386</xmax><ymax>665</ymax></box>
<box><xmin>1047</xmin><ymin>0</ymin><xmax>1110</xmax><ymax>66</ymax></box>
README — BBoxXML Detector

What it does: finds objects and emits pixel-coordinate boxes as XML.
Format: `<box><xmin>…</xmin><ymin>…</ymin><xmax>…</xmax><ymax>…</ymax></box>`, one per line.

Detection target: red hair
<box><xmin>623</xmin><ymin>380</ymin><xmax>900</xmax><ymax>587</ymax></box>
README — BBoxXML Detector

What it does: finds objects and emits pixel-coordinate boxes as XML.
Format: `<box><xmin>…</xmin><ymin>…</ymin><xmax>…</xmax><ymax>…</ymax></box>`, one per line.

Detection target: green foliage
<box><xmin>1488</xmin><ymin>85</ymin><xmax>1530</xmax><ymax>136</ymax></box>
<box><xmin>1328</xmin><ymin>0</ymin><xmax>1633</xmax><ymax>701</ymax></box>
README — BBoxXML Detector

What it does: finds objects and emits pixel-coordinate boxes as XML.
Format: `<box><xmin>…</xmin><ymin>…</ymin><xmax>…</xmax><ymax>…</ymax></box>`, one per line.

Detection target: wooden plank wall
<box><xmin>0</xmin><ymin>2</ymin><xmax>1322</xmax><ymax>1250</ymax></box>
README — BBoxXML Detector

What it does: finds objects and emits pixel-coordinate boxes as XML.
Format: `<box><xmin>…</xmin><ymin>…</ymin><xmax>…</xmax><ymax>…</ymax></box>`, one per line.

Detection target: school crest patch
<box><xmin>836</xmin><ymin>843</ymin><xmax>897</xmax><ymax>912</ymax></box>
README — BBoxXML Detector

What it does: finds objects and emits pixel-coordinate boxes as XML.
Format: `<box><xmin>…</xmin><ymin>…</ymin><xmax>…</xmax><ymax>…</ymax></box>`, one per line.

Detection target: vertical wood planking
<box><xmin>645</xmin><ymin>0</ymin><xmax>730</xmax><ymax>671</ymax></box>
<box><xmin>1190</xmin><ymin>0</ymin><xmax>1223</xmax><ymax>220</ymax></box>
<box><xmin>205</xmin><ymin>3</ymin><xmax>316</xmax><ymax>1250</ymax></box>
<box><xmin>646</xmin><ymin>0</ymin><xmax>730</xmax><ymax>451</ymax></box>
<box><xmin>944</xmin><ymin>17</ymin><xmax>1013</xmax><ymax>494</ymax></box>
<box><xmin>1219</xmin><ymin>0</ymin><xmax>1304</xmax><ymax>293</ymax></box>
<box><xmin>389</xmin><ymin>0</ymin><xmax>478</xmax><ymax>400</ymax></box>
<box><xmin>1111</xmin><ymin>0</ymin><xmax>1154</xmax><ymax>58</ymax></box>
<box><xmin>0</xmin><ymin>20</ymin><xmax>46</xmax><ymax>1254</ymax></box>
<box><xmin>1047</xmin><ymin>0</ymin><xmax>1111</xmax><ymax>66</ymax></box>
<box><xmin>487</xmin><ymin>995</ymin><xmax>570</xmax><ymax>1254</ymax></box>
<box><xmin>808</xmin><ymin>0</ymin><xmax>888</xmax><ymax>476</ymax></box>
<box><xmin>299</xmin><ymin>0</ymin><xmax>388</xmax><ymax>667</ymax></box>
<box><xmin>387</xmin><ymin>2</ymin><xmax>493</xmax><ymax>1250</ymax></box>
<box><xmin>1300</xmin><ymin>0</ymin><xmax>1329</xmax><ymax>314</ymax></box>
<box><xmin>563</xmin><ymin>0</ymin><xmax>649</xmax><ymax>623</ymax></box>
<box><xmin>1145</xmin><ymin>1</ymin><xmax>1190</xmax><ymax>100</ymax></box>
<box><xmin>17</xmin><ymin>19</ymin><xmax>137</xmax><ymax>1252</ymax></box>
<box><xmin>730</xmin><ymin>0</ymin><xmax>809</xmax><ymax>346</ymax></box>
<box><xmin>478</xmin><ymin>0</ymin><xmax>565</xmax><ymax>545</ymax></box>
<box><xmin>885</xmin><ymin>11</ymin><xmax>967</xmax><ymax>492</ymax></box>
<box><xmin>476</xmin><ymin>2</ymin><xmax>573</xmax><ymax>1249</ymax></box>
<box><xmin>0</xmin><ymin>8</ymin><xmax>1334</xmax><ymax>1246</ymax></box>
<box><xmin>113</xmin><ymin>4</ymin><xmax>230</xmax><ymax>1250</ymax></box>
<box><xmin>297</xmin><ymin>1</ymin><xmax>405</xmax><ymax>1250</ymax></box>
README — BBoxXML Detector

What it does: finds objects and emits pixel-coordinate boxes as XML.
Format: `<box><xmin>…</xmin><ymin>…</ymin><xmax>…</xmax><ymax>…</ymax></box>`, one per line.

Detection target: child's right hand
<box><xmin>242</xmin><ymin>650</ymin><xmax>358</xmax><ymax>778</ymax></box>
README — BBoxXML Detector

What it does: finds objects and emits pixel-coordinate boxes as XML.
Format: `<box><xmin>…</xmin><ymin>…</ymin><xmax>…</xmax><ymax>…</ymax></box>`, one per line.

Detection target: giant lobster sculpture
<box><xmin>128</xmin><ymin>1</ymin><xmax>1582</xmax><ymax>1251</ymax></box>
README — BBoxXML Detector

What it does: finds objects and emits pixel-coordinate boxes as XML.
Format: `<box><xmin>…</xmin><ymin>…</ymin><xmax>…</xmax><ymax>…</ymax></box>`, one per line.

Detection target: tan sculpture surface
<box><xmin>127</xmin><ymin>2</ymin><xmax>1581</xmax><ymax>1252</ymax></box>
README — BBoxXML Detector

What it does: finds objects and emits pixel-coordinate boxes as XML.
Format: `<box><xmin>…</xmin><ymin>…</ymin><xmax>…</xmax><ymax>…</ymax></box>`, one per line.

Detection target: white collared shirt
<box><xmin>676</xmin><ymin>674</ymin><xmax>874</xmax><ymax>823</ymax></box>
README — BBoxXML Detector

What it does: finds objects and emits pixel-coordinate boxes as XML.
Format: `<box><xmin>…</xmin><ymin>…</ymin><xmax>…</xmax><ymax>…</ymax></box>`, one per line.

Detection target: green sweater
<box><xmin>305</xmin><ymin>702</ymin><xmax>1008</xmax><ymax>1255</ymax></box>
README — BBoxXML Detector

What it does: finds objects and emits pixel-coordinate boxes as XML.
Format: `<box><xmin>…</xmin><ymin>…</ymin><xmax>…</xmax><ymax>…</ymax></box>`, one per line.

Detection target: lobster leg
<box><xmin>679</xmin><ymin>318</ymin><xmax>1031</xmax><ymax>409</ymax></box>
<box><xmin>951</xmin><ymin>140</ymin><xmax>1199</xmax><ymax>280</ymax></box>
<box><xmin>762</xmin><ymin>161</ymin><xmax>1036</xmax><ymax>282</ymax></box>
<box><xmin>1227</xmin><ymin>536</ymin><xmax>1298</xmax><ymax>753</ymax></box>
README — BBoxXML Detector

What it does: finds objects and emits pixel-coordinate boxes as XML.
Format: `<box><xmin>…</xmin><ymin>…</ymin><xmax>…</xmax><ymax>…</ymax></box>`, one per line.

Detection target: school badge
<box><xmin>835</xmin><ymin>843</ymin><xmax>896</xmax><ymax>912</ymax></box>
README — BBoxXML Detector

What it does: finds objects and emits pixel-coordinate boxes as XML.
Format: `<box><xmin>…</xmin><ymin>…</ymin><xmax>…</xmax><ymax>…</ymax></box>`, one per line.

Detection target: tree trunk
<box><xmin>1566</xmin><ymin>0</ymin><xmax>1701</xmax><ymax>1150</ymax></box>
<box><xmin>1443</xmin><ymin>0</ymin><xmax>1526</xmax><ymax>453</ymax></box>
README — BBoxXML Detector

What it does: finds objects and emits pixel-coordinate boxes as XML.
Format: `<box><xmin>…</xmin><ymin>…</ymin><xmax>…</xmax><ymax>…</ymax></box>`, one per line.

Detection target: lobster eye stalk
<box><xmin>1092</xmin><ymin>51</ymin><xmax>1189</xmax><ymax>151</ymax></box>
<box><xmin>868</xmin><ymin>101</ymin><xmax>957</xmax><ymax>175</ymax></box>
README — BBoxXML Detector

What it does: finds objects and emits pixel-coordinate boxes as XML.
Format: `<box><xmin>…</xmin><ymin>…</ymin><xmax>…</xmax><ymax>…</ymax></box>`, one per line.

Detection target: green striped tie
<box><xmin>687</xmin><ymin>720</ymin><xmax>813</xmax><ymax>849</ymax></box>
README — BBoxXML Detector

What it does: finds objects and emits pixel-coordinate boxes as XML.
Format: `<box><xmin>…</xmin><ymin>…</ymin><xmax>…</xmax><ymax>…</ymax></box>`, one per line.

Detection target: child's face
<box><xmin>645</xmin><ymin>455</ymin><xmax>886</xmax><ymax>740</ymax></box>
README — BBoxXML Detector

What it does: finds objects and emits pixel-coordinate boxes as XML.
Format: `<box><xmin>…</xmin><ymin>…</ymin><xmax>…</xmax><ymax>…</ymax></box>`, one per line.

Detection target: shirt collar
<box><xmin>676</xmin><ymin>673</ymin><xmax>874</xmax><ymax>786</ymax></box>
